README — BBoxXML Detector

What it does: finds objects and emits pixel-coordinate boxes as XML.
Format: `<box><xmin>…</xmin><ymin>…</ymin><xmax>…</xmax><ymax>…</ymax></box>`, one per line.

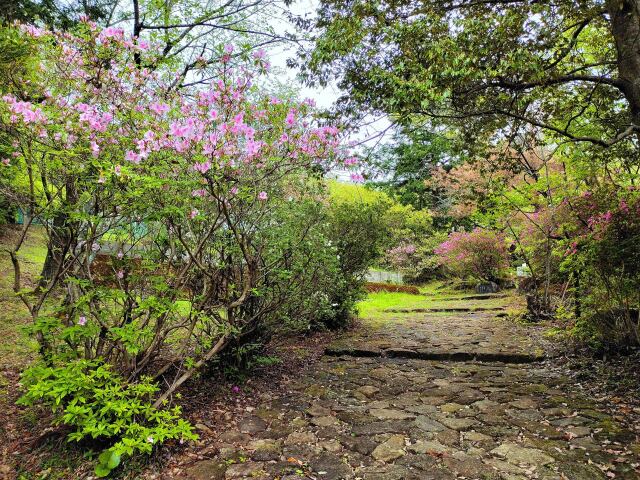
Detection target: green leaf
<box><xmin>94</xmin><ymin>464</ymin><xmax>111</xmax><ymax>477</ymax></box>
<box><xmin>107</xmin><ymin>452</ymin><xmax>121</xmax><ymax>469</ymax></box>
<box><xmin>98</xmin><ymin>449</ymin><xmax>112</xmax><ymax>465</ymax></box>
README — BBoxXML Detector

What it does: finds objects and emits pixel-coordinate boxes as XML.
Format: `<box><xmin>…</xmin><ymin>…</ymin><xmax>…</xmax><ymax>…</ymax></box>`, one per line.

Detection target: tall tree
<box><xmin>0</xmin><ymin>0</ymin><xmax>109</xmax><ymax>27</ymax></box>
<box><xmin>368</xmin><ymin>128</ymin><xmax>457</xmax><ymax>210</ymax></box>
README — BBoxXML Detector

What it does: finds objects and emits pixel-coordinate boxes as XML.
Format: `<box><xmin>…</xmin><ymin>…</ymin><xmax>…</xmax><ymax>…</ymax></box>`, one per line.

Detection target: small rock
<box><xmin>218</xmin><ymin>430</ymin><xmax>250</xmax><ymax>444</ymax></box>
<box><xmin>309</xmin><ymin>452</ymin><xmax>353</xmax><ymax>478</ymax></box>
<box><xmin>413</xmin><ymin>415</ymin><xmax>446</xmax><ymax>432</ymax></box>
<box><xmin>185</xmin><ymin>459</ymin><xmax>227</xmax><ymax>480</ymax></box>
<box><xmin>224</xmin><ymin>461</ymin><xmax>265</xmax><ymax>479</ymax></box>
<box><xmin>318</xmin><ymin>439</ymin><xmax>342</xmax><ymax>453</ymax></box>
<box><xmin>286</xmin><ymin>431</ymin><xmax>317</xmax><ymax>445</ymax></box>
<box><xmin>490</xmin><ymin>442</ymin><xmax>555</xmax><ymax>466</ymax></box>
<box><xmin>369</xmin><ymin>409</ymin><xmax>415</xmax><ymax>421</ymax></box>
<box><xmin>372</xmin><ymin>434</ymin><xmax>406</xmax><ymax>462</ymax></box>
<box><xmin>311</xmin><ymin>415</ymin><xmax>340</xmax><ymax>427</ymax></box>
<box><xmin>290</xmin><ymin>417</ymin><xmax>308</xmax><ymax>429</ymax></box>
<box><xmin>464</xmin><ymin>431</ymin><xmax>492</xmax><ymax>443</ymax></box>
<box><xmin>551</xmin><ymin>416</ymin><xmax>590</xmax><ymax>427</ymax></box>
<box><xmin>440</xmin><ymin>417</ymin><xmax>478</xmax><ymax>431</ymax></box>
<box><xmin>238</xmin><ymin>416</ymin><xmax>267</xmax><ymax>434</ymax></box>
<box><xmin>195</xmin><ymin>423</ymin><xmax>214</xmax><ymax>435</ymax></box>
<box><xmin>566</xmin><ymin>426</ymin><xmax>591</xmax><ymax>438</ymax></box>
<box><xmin>443</xmin><ymin>452</ymin><xmax>490</xmax><ymax>477</ymax></box>
<box><xmin>472</xmin><ymin>399</ymin><xmax>501</xmax><ymax>413</ymax></box>
<box><xmin>440</xmin><ymin>403</ymin><xmax>465</xmax><ymax>413</ymax></box>
<box><xmin>509</xmin><ymin>398</ymin><xmax>538</xmax><ymax>410</ymax></box>
<box><xmin>307</xmin><ymin>403</ymin><xmax>332</xmax><ymax>417</ymax></box>
<box><xmin>341</xmin><ymin>435</ymin><xmax>378</xmax><ymax>455</ymax></box>
<box><xmin>247</xmin><ymin>439</ymin><xmax>281</xmax><ymax>461</ymax></box>
<box><xmin>408</xmin><ymin>440</ymin><xmax>451</xmax><ymax>455</ymax></box>
<box><xmin>357</xmin><ymin>386</ymin><xmax>380</xmax><ymax>398</ymax></box>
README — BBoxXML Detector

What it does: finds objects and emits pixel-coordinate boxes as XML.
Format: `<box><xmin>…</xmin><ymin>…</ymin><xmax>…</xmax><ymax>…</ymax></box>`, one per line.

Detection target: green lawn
<box><xmin>357</xmin><ymin>282</ymin><xmax>519</xmax><ymax>325</ymax></box>
<box><xmin>0</xmin><ymin>226</ymin><xmax>46</xmax><ymax>371</ymax></box>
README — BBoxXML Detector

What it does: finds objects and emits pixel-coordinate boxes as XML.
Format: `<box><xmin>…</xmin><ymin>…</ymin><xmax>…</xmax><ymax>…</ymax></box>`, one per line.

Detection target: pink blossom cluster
<box><xmin>435</xmin><ymin>228</ymin><xmax>509</xmax><ymax>281</ymax></box>
<box><xmin>1</xmin><ymin>21</ymin><xmax>359</xmax><ymax>211</ymax></box>
<box><xmin>385</xmin><ymin>243</ymin><xmax>417</xmax><ymax>269</ymax></box>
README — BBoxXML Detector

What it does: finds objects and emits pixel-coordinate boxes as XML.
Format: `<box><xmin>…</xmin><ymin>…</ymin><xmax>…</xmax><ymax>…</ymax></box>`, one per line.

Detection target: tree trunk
<box><xmin>608</xmin><ymin>0</ymin><xmax>640</xmax><ymax>130</ymax></box>
<box><xmin>39</xmin><ymin>179</ymin><xmax>78</xmax><ymax>286</ymax></box>
<box><xmin>39</xmin><ymin>212</ymin><xmax>70</xmax><ymax>285</ymax></box>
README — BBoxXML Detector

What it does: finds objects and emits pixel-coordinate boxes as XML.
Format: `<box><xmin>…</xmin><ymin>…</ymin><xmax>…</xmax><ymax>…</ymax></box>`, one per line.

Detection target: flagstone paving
<box><xmin>326</xmin><ymin>308</ymin><xmax>550</xmax><ymax>362</ymax></box>
<box><xmin>184</xmin><ymin>297</ymin><xmax>640</xmax><ymax>480</ymax></box>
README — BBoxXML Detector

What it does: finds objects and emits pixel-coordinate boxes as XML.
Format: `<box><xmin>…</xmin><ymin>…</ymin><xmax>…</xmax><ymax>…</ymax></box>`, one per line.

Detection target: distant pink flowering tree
<box><xmin>435</xmin><ymin>228</ymin><xmax>509</xmax><ymax>282</ymax></box>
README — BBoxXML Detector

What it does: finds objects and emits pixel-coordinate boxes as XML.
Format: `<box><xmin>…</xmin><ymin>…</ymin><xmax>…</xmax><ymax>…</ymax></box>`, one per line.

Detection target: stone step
<box><xmin>385</xmin><ymin>307</ymin><xmax>506</xmax><ymax>313</ymax></box>
<box><xmin>324</xmin><ymin>345</ymin><xmax>546</xmax><ymax>364</ymax></box>
<box><xmin>436</xmin><ymin>294</ymin><xmax>509</xmax><ymax>301</ymax></box>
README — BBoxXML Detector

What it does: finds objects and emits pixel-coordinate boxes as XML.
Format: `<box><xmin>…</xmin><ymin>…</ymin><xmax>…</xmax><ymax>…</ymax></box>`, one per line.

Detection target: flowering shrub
<box><xmin>435</xmin><ymin>228</ymin><xmax>509</xmax><ymax>282</ymax></box>
<box><xmin>1</xmin><ymin>21</ymin><xmax>355</xmax><ymax>473</ymax></box>
<box><xmin>559</xmin><ymin>189</ymin><xmax>640</xmax><ymax>347</ymax></box>
<box><xmin>385</xmin><ymin>231</ymin><xmax>447</xmax><ymax>283</ymax></box>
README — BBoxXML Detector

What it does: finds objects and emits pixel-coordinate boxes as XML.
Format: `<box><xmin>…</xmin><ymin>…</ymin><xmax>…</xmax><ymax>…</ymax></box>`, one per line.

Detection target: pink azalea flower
<box><xmin>285</xmin><ymin>110</ymin><xmax>296</xmax><ymax>127</ymax></box>
<box><xmin>169</xmin><ymin>122</ymin><xmax>192</xmax><ymax>138</ymax></box>
<box><xmin>350</xmin><ymin>173</ymin><xmax>364</xmax><ymax>183</ymax></box>
<box><xmin>193</xmin><ymin>161</ymin><xmax>212</xmax><ymax>174</ymax></box>
<box><xmin>90</xmin><ymin>141</ymin><xmax>100</xmax><ymax>157</ymax></box>
<box><xmin>149</xmin><ymin>102</ymin><xmax>169</xmax><ymax>116</ymax></box>
<box><xmin>125</xmin><ymin>150</ymin><xmax>141</xmax><ymax>164</ymax></box>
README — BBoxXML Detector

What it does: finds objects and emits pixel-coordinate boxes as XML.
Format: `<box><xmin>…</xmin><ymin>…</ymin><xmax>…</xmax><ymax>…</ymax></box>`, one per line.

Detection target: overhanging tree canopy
<box><xmin>302</xmin><ymin>0</ymin><xmax>640</xmax><ymax>150</ymax></box>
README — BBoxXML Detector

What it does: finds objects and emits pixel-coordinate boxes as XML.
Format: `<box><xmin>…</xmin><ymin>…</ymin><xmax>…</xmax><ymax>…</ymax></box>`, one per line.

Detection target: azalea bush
<box><xmin>385</xmin><ymin>232</ymin><xmax>447</xmax><ymax>283</ymax></box>
<box><xmin>435</xmin><ymin>227</ymin><xmax>509</xmax><ymax>283</ymax></box>
<box><xmin>0</xmin><ymin>21</ymin><xmax>357</xmax><ymax>473</ymax></box>
<box><xmin>559</xmin><ymin>189</ymin><xmax>640</xmax><ymax>348</ymax></box>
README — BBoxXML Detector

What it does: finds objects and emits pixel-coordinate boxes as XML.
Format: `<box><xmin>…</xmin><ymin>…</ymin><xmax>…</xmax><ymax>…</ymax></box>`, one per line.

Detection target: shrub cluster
<box><xmin>434</xmin><ymin>228</ymin><xmax>509</xmax><ymax>283</ymax></box>
<box><xmin>0</xmin><ymin>22</ymin><xmax>368</xmax><ymax>474</ymax></box>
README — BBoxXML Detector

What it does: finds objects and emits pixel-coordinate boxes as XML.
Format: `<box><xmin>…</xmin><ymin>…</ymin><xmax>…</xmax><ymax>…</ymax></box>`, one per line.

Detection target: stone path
<box><xmin>184</xmin><ymin>295</ymin><xmax>640</xmax><ymax>480</ymax></box>
<box><xmin>326</xmin><ymin>309</ymin><xmax>548</xmax><ymax>363</ymax></box>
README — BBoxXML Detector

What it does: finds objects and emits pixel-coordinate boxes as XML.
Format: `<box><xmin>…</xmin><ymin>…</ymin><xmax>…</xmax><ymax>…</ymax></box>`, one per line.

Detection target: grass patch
<box><xmin>357</xmin><ymin>281</ymin><xmax>519</xmax><ymax>324</ymax></box>
<box><xmin>0</xmin><ymin>226</ymin><xmax>47</xmax><ymax>371</ymax></box>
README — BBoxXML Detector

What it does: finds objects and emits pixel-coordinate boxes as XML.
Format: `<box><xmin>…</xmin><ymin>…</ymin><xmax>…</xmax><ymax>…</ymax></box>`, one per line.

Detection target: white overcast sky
<box><xmin>266</xmin><ymin>0</ymin><xmax>394</xmax><ymax>152</ymax></box>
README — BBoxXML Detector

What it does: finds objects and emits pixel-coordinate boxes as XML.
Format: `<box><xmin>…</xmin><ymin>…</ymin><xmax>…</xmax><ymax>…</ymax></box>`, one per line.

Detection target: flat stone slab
<box><xmin>386</xmin><ymin>307</ymin><xmax>505</xmax><ymax>313</ymax></box>
<box><xmin>325</xmin><ymin>346</ymin><xmax>545</xmax><ymax>363</ymax></box>
<box><xmin>328</xmin><ymin>306</ymin><xmax>550</xmax><ymax>361</ymax></box>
